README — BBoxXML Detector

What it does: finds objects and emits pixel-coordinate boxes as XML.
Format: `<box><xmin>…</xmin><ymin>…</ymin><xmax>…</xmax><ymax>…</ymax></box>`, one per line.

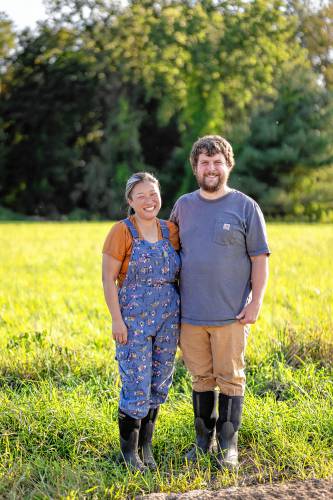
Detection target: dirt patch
<box><xmin>137</xmin><ymin>479</ymin><xmax>333</xmax><ymax>499</ymax></box>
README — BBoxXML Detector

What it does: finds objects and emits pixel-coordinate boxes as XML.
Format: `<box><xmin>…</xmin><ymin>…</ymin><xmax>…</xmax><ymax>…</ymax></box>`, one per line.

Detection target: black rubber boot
<box><xmin>216</xmin><ymin>394</ymin><xmax>244</xmax><ymax>470</ymax></box>
<box><xmin>186</xmin><ymin>390</ymin><xmax>218</xmax><ymax>462</ymax></box>
<box><xmin>118</xmin><ymin>410</ymin><xmax>146</xmax><ymax>472</ymax></box>
<box><xmin>138</xmin><ymin>407</ymin><xmax>159</xmax><ymax>469</ymax></box>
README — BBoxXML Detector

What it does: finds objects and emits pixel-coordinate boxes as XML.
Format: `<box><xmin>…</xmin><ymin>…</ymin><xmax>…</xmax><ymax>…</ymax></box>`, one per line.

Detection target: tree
<box><xmin>1</xmin><ymin>0</ymin><xmax>329</xmax><ymax>218</ymax></box>
<box><xmin>83</xmin><ymin>96</ymin><xmax>146</xmax><ymax>218</ymax></box>
<box><xmin>0</xmin><ymin>12</ymin><xmax>16</xmax><ymax>67</ymax></box>
<box><xmin>0</xmin><ymin>26</ymin><xmax>100</xmax><ymax>215</ymax></box>
<box><xmin>233</xmin><ymin>66</ymin><xmax>333</xmax><ymax>215</ymax></box>
<box><xmin>288</xmin><ymin>0</ymin><xmax>333</xmax><ymax>89</ymax></box>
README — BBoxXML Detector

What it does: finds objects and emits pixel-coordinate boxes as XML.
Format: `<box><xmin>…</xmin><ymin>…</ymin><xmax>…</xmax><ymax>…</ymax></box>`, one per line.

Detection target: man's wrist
<box><xmin>250</xmin><ymin>297</ymin><xmax>263</xmax><ymax>307</ymax></box>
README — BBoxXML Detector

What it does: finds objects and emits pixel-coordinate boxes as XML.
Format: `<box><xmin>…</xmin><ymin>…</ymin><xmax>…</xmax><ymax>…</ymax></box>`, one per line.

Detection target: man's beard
<box><xmin>196</xmin><ymin>173</ymin><xmax>225</xmax><ymax>192</ymax></box>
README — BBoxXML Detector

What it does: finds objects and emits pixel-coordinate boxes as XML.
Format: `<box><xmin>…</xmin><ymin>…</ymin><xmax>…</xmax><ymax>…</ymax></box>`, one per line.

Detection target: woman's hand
<box><xmin>112</xmin><ymin>319</ymin><xmax>128</xmax><ymax>344</ymax></box>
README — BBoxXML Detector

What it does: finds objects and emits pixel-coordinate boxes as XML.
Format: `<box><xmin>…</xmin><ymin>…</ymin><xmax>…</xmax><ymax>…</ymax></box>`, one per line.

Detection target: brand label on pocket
<box><xmin>223</xmin><ymin>223</ymin><xmax>230</xmax><ymax>230</ymax></box>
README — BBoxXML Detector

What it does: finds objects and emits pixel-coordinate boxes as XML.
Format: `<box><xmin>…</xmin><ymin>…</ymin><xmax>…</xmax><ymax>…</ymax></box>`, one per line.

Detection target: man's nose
<box><xmin>207</xmin><ymin>162</ymin><xmax>217</xmax><ymax>170</ymax></box>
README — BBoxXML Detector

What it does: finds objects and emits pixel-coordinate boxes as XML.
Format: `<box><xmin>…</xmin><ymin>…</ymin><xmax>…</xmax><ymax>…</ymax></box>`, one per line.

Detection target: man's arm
<box><xmin>236</xmin><ymin>254</ymin><xmax>269</xmax><ymax>325</ymax></box>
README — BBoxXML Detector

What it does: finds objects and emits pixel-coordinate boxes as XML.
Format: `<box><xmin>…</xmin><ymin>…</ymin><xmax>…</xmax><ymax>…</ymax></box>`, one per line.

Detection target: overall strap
<box><xmin>159</xmin><ymin>219</ymin><xmax>170</xmax><ymax>240</ymax></box>
<box><xmin>123</xmin><ymin>218</ymin><xmax>140</xmax><ymax>239</ymax></box>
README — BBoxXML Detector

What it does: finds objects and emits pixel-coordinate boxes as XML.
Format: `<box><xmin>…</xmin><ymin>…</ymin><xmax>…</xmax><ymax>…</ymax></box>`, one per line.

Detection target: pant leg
<box><xmin>116</xmin><ymin>335</ymin><xmax>152</xmax><ymax>419</ymax></box>
<box><xmin>210</xmin><ymin>322</ymin><xmax>247</xmax><ymax>396</ymax></box>
<box><xmin>150</xmin><ymin>311</ymin><xmax>179</xmax><ymax>408</ymax></box>
<box><xmin>179</xmin><ymin>323</ymin><xmax>217</xmax><ymax>392</ymax></box>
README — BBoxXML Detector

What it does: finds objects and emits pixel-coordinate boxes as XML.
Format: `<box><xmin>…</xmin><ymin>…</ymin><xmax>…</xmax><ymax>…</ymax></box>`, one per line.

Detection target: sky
<box><xmin>1</xmin><ymin>0</ymin><xmax>47</xmax><ymax>30</ymax></box>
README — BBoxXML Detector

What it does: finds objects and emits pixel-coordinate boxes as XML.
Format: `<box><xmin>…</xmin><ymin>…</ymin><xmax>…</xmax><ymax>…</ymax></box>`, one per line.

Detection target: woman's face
<box><xmin>128</xmin><ymin>181</ymin><xmax>161</xmax><ymax>220</ymax></box>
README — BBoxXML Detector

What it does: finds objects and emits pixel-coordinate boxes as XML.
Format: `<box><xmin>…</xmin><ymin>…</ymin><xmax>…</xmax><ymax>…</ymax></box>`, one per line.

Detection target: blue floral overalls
<box><xmin>116</xmin><ymin>218</ymin><xmax>181</xmax><ymax>419</ymax></box>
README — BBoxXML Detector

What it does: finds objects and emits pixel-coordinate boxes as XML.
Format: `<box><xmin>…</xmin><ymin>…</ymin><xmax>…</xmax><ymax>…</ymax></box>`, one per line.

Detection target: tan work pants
<box><xmin>179</xmin><ymin>322</ymin><xmax>248</xmax><ymax>396</ymax></box>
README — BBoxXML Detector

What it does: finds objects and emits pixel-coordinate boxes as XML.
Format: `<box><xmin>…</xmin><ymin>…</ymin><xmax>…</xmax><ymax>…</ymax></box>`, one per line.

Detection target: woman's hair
<box><xmin>125</xmin><ymin>172</ymin><xmax>160</xmax><ymax>215</ymax></box>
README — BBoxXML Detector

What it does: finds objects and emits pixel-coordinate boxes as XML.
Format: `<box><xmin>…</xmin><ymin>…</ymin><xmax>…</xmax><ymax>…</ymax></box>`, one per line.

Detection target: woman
<box><xmin>102</xmin><ymin>172</ymin><xmax>180</xmax><ymax>472</ymax></box>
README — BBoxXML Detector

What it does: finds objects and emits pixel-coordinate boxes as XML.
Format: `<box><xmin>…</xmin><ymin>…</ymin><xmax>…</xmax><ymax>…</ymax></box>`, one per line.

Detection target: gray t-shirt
<box><xmin>170</xmin><ymin>189</ymin><xmax>270</xmax><ymax>326</ymax></box>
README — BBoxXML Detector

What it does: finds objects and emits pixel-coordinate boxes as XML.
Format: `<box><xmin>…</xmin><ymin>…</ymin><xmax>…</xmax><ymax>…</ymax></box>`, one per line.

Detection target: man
<box><xmin>170</xmin><ymin>135</ymin><xmax>270</xmax><ymax>469</ymax></box>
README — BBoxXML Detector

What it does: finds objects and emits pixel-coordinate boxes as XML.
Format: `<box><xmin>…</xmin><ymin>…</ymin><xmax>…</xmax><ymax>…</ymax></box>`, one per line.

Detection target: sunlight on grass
<box><xmin>0</xmin><ymin>222</ymin><xmax>332</xmax><ymax>497</ymax></box>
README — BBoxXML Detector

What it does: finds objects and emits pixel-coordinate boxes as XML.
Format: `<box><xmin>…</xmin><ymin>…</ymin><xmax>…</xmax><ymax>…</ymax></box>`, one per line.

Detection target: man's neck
<box><xmin>199</xmin><ymin>185</ymin><xmax>232</xmax><ymax>200</ymax></box>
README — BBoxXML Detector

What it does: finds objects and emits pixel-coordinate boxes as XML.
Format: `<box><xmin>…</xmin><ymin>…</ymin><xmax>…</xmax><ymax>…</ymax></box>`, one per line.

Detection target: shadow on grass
<box><xmin>1</xmin><ymin>333</ymin><xmax>193</xmax><ymax>396</ymax></box>
<box><xmin>0</xmin><ymin>361</ymin><xmax>119</xmax><ymax>399</ymax></box>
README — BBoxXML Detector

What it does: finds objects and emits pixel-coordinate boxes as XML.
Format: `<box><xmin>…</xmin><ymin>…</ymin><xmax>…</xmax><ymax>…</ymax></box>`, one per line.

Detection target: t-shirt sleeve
<box><xmin>245</xmin><ymin>202</ymin><xmax>271</xmax><ymax>256</ymax></box>
<box><xmin>169</xmin><ymin>200</ymin><xmax>179</xmax><ymax>224</ymax></box>
<box><xmin>167</xmin><ymin>221</ymin><xmax>180</xmax><ymax>251</ymax></box>
<box><xmin>102</xmin><ymin>222</ymin><xmax>130</xmax><ymax>262</ymax></box>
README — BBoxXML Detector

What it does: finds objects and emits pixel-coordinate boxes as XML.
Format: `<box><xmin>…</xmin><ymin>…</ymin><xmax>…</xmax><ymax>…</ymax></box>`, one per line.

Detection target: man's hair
<box><xmin>190</xmin><ymin>135</ymin><xmax>235</xmax><ymax>172</ymax></box>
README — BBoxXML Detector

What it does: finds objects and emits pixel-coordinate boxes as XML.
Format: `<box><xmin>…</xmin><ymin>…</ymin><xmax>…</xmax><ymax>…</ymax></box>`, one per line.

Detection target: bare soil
<box><xmin>137</xmin><ymin>479</ymin><xmax>333</xmax><ymax>499</ymax></box>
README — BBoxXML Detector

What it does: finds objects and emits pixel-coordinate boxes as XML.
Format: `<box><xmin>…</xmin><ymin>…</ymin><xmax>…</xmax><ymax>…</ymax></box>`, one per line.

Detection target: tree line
<box><xmin>0</xmin><ymin>0</ymin><xmax>332</xmax><ymax>220</ymax></box>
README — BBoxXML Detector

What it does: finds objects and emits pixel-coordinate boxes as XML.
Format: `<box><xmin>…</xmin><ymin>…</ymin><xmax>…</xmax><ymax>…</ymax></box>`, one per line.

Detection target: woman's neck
<box><xmin>133</xmin><ymin>214</ymin><xmax>159</xmax><ymax>242</ymax></box>
<box><xmin>133</xmin><ymin>214</ymin><xmax>157</xmax><ymax>227</ymax></box>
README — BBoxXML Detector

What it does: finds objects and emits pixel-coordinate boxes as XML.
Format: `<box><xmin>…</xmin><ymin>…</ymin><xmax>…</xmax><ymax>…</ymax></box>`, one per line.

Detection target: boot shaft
<box><xmin>139</xmin><ymin>407</ymin><xmax>159</xmax><ymax>446</ymax></box>
<box><xmin>138</xmin><ymin>407</ymin><xmax>159</xmax><ymax>470</ymax></box>
<box><xmin>192</xmin><ymin>390</ymin><xmax>218</xmax><ymax>430</ymax></box>
<box><xmin>186</xmin><ymin>391</ymin><xmax>218</xmax><ymax>460</ymax></box>
<box><xmin>118</xmin><ymin>410</ymin><xmax>146</xmax><ymax>471</ymax></box>
<box><xmin>216</xmin><ymin>394</ymin><xmax>243</xmax><ymax>433</ymax></box>
<box><xmin>118</xmin><ymin>410</ymin><xmax>141</xmax><ymax>440</ymax></box>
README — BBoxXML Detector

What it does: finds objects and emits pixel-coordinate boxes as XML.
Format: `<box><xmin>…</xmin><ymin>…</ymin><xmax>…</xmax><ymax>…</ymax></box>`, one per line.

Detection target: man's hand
<box><xmin>236</xmin><ymin>300</ymin><xmax>261</xmax><ymax>325</ymax></box>
<box><xmin>112</xmin><ymin>319</ymin><xmax>128</xmax><ymax>344</ymax></box>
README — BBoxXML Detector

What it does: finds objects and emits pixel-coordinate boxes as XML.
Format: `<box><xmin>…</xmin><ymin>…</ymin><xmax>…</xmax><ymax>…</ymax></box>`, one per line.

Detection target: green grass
<box><xmin>0</xmin><ymin>222</ymin><xmax>332</xmax><ymax>498</ymax></box>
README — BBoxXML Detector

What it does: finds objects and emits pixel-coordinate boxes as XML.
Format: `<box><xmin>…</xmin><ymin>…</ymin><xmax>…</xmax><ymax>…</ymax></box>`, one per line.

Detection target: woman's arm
<box><xmin>102</xmin><ymin>254</ymin><xmax>128</xmax><ymax>344</ymax></box>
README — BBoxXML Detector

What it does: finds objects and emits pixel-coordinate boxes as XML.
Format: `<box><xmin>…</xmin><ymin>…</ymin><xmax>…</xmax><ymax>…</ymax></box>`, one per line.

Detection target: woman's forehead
<box><xmin>132</xmin><ymin>180</ymin><xmax>159</xmax><ymax>195</ymax></box>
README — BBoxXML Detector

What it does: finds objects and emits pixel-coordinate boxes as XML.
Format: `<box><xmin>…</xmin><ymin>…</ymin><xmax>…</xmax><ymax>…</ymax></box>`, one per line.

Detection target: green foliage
<box><xmin>84</xmin><ymin>96</ymin><xmax>146</xmax><ymax>219</ymax></box>
<box><xmin>1</xmin><ymin>26</ymin><xmax>101</xmax><ymax>215</ymax></box>
<box><xmin>288</xmin><ymin>0</ymin><xmax>333</xmax><ymax>89</ymax></box>
<box><xmin>279</xmin><ymin>165</ymin><xmax>333</xmax><ymax>222</ymax></box>
<box><xmin>0</xmin><ymin>205</ymin><xmax>26</xmax><ymax>220</ymax></box>
<box><xmin>0</xmin><ymin>222</ymin><xmax>332</xmax><ymax>496</ymax></box>
<box><xmin>0</xmin><ymin>12</ymin><xmax>15</xmax><ymax>63</ymax></box>
<box><xmin>0</xmin><ymin>1</ymin><xmax>332</xmax><ymax>218</ymax></box>
<box><xmin>232</xmin><ymin>66</ymin><xmax>333</xmax><ymax>216</ymax></box>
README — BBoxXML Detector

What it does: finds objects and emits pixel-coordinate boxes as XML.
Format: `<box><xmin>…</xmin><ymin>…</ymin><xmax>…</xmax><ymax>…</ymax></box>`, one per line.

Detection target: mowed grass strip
<box><xmin>0</xmin><ymin>222</ymin><xmax>332</xmax><ymax>498</ymax></box>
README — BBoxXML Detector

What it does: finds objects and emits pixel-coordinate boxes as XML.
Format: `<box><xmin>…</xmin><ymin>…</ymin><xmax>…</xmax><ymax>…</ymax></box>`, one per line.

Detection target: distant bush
<box><xmin>282</xmin><ymin>165</ymin><xmax>333</xmax><ymax>222</ymax></box>
<box><xmin>0</xmin><ymin>205</ymin><xmax>26</xmax><ymax>220</ymax></box>
<box><xmin>65</xmin><ymin>209</ymin><xmax>104</xmax><ymax>221</ymax></box>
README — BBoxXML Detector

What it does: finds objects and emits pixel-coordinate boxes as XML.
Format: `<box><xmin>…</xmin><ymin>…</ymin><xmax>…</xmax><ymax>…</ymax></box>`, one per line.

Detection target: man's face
<box><xmin>195</xmin><ymin>152</ymin><xmax>230</xmax><ymax>192</ymax></box>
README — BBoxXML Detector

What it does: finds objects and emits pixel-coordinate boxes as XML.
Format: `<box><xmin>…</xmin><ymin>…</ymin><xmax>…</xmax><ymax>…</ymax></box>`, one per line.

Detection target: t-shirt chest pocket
<box><xmin>213</xmin><ymin>219</ymin><xmax>243</xmax><ymax>246</ymax></box>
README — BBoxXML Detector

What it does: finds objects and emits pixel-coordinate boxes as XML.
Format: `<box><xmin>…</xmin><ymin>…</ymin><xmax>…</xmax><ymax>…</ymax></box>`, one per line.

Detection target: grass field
<box><xmin>0</xmin><ymin>222</ymin><xmax>332</xmax><ymax>498</ymax></box>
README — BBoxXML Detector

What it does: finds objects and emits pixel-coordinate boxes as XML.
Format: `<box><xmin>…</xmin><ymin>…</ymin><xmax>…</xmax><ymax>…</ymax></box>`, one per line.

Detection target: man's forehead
<box><xmin>198</xmin><ymin>151</ymin><xmax>224</xmax><ymax>160</ymax></box>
